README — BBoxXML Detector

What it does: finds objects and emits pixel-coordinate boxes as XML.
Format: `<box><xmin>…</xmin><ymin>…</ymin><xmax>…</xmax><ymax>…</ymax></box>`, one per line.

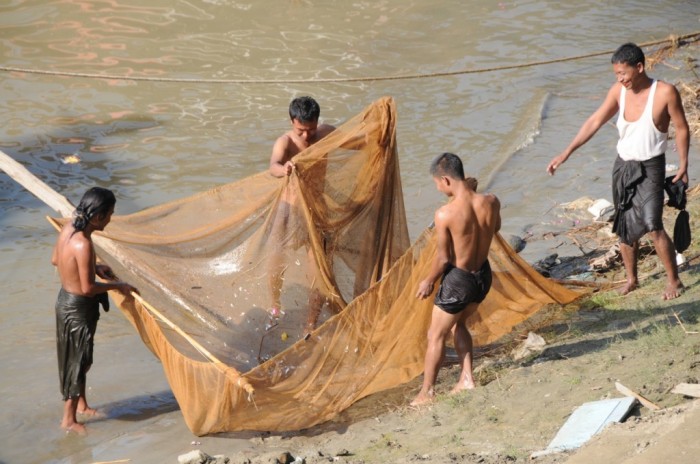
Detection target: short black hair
<box><xmin>72</xmin><ymin>187</ymin><xmax>116</xmax><ymax>232</ymax></box>
<box><xmin>289</xmin><ymin>96</ymin><xmax>320</xmax><ymax>123</ymax></box>
<box><xmin>611</xmin><ymin>43</ymin><xmax>645</xmax><ymax>67</ymax></box>
<box><xmin>430</xmin><ymin>152</ymin><xmax>465</xmax><ymax>179</ymax></box>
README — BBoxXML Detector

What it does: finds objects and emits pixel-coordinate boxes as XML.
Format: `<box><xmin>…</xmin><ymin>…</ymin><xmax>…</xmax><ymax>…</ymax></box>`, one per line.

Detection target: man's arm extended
<box><xmin>416</xmin><ymin>209</ymin><xmax>451</xmax><ymax>299</ymax></box>
<box><xmin>547</xmin><ymin>83</ymin><xmax>620</xmax><ymax>175</ymax></box>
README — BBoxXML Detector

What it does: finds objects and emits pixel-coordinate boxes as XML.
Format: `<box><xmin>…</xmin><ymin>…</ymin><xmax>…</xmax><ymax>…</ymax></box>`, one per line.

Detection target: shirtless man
<box><xmin>52</xmin><ymin>187</ymin><xmax>138</xmax><ymax>434</ymax></box>
<box><xmin>268</xmin><ymin>96</ymin><xmax>335</xmax><ymax>334</ymax></box>
<box><xmin>547</xmin><ymin>42</ymin><xmax>689</xmax><ymax>300</ymax></box>
<box><xmin>269</xmin><ymin>96</ymin><xmax>335</xmax><ymax>177</ymax></box>
<box><xmin>411</xmin><ymin>153</ymin><xmax>501</xmax><ymax>406</ymax></box>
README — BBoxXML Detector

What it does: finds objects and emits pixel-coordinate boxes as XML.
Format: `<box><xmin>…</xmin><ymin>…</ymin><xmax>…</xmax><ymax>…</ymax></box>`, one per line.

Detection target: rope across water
<box><xmin>0</xmin><ymin>32</ymin><xmax>698</xmax><ymax>85</ymax></box>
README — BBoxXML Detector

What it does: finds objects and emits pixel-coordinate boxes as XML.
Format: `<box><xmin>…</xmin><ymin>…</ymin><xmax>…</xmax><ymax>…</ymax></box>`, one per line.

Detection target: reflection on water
<box><xmin>1</xmin><ymin>0</ymin><xmax>699</xmax><ymax>461</ymax></box>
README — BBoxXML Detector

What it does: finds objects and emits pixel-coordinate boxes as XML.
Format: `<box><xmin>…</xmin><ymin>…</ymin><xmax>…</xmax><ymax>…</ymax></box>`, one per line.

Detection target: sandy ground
<box><xmin>104</xmin><ymin>183</ymin><xmax>700</xmax><ymax>464</ymax></box>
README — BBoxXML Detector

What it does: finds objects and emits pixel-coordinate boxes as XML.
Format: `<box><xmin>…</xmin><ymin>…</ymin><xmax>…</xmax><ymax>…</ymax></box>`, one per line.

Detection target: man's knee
<box><xmin>648</xmin><ymin>228</ymin><xmax>670</xmax><ymax>242</ymax></box>
<box><xmin>427</xmin><ymin>325</ymin><xmax>451</xmax><ymax>343</ymax></box>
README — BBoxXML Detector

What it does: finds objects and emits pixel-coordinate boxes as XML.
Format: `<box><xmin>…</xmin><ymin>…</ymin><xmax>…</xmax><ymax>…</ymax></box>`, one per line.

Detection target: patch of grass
<box><xmin>474</xmin><ymin>363</ymin><xmax>507</xmax><ymax>387</ymax></box>
<box><xmin>362</xmin><ymin>432</ymin><xmax>403</xmax><ymax>457</ymax></box>
<box><xmin>502</xmin><ymin>444</ymin><xmax>529</xmax><ymax>460</ymax></box>
<box><xmin>637</xmin><ymin>320</ymin><xmax>686</xmax><ymax>353</ymax></box>
<box><xmin>564</xmin><ymin>325</ymin><xmax>586</xmax><ymax>340</ymax></box>
<box><xmin>583</xmin><ymin>290</ymin><xmax>618</xmax><ymax>310</ymax></box>
<box><xmin>486</xmin><ymin>405</ymin><xmax>504</xmax><ymax>423</ymax></box>
<box><xmin>442</xmin><ymin>391</ymin><xmax>468</xmax><ymax>408</ymax></box>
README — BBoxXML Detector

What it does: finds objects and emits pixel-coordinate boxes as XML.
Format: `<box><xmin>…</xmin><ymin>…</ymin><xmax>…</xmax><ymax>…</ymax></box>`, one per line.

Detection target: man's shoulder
<box><xmin>475</xmin><ymin>191</ymin><xmax>500</xmax><ymax>205</ymax></box>
<box><xmin>271</xmin><ymin>132</ymin><xmax>294</xmax><ymax>158</ymax></box>
<box><xmin>60</xmin><ymin>232</ymin><xmax>90</xmax><ymax>257</ymax></box>
<box><xmin>655</xmin><ymin>80</ymin><xmax>680</xmax><ymax>98</ymax></box>
<box><xmin>318</xmin><ymin>123</ymin><xmax>336</xmax><ymax>138</ymax></box>
<box><xmin>275</xmin><ymin>132</ymin><xmax>294</xmax><ymax>146</ymax></box>
<box><xmin>434</xmin><ymin>203</ymin><xmax>455</xmax><ymax>224</ymax></box>
<box><xmin>607</xmin><ymin>81</ymin><xmax>624</xmax><ymax>100</ymax></box>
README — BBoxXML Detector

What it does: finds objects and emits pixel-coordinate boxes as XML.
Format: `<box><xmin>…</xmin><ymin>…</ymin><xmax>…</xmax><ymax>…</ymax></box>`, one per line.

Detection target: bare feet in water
<box><xmin>663</xmin><ymin>281</ymin><xmax>684</xmax><ymax>300</ymax></box>
<box><xmin>77</xmin><ymin>407</ymin><xmax>104</xmax><ymax>419</ymax></box>
<box><xmin>61</xmin><ymin>422</ymin><xmax>87</xmax><ymax>435</ymax></box>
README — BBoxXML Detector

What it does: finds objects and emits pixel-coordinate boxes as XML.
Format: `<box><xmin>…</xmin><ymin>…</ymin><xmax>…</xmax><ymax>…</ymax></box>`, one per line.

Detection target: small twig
<box><xmin>569</xmin><ymin>234</ymin><xmax>587</xmax><ymax>255</ymax></box>
<box><xmin>543</xmin><ymin>201</ymin><xmax>560</xmax><ymax>216</ymax></box>
<box><xmin>672</xmin><ymin>310</ymin><xmax>699</xmax><ymax>334</ymax></box>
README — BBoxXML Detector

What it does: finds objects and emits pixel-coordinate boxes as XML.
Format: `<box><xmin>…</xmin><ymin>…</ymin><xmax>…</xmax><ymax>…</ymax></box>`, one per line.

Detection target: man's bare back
<box><xmin>412</xmin><ymin>153</ymin><xmax>501</xmax><ymax>407</ymax></box>
<box><xmin>438</xmin><ymin>190</ymin><xmax>500</xmax><ymax>273</ymax></box>
<box><xmin>53</xmin><ymin>225</ymin><xmax>99</xmax><ymax>296</ymax></box>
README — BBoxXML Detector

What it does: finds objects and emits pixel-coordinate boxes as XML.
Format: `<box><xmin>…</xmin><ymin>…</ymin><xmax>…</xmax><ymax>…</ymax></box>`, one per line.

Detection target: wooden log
<box><xmin>0</xmin><ymin>149</ymin><xmax>74</xmax><ymax>216</ymax></box>
<box><xmin>615</xmin><ymin>381</ymin><xmax>661</xmax><ymax>410</ymax></box>
<box><xmin>671</xmin><ymin>383</ymin><xmax>700</xmax><ymax>398</ymax></box>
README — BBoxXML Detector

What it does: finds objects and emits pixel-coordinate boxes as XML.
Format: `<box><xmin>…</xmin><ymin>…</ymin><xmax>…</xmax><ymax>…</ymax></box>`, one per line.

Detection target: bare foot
<box><xmin>663</xmin><ymin>282</ymin><xmax>684</xmax><ymax>300</ymax></box>
<box><xmin>77</xmin><ymin>407</ymin><xmax>104</xmax><ymax>419</ymax></box>
<box><xmin>618</xmin><ymin>280</ymin><xmax>638</xmax><ymax>296</ymax></box>
<box><xmin>449</xmin><ymin>380</ymin><xmax>476</xmax><ymax>395</ymax></box>
<box><xmin>61</xmin><ymin>422</ymin><xmax>87</xmax><ymax>435</ymax></box>
<box><xmin>410</xmin><ymin>390</ymin><xmax>435</xmax><ymax>407</ymax></box>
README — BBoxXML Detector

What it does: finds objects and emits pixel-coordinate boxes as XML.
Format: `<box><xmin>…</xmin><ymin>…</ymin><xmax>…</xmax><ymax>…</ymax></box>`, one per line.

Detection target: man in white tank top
<box><xmin>546</xmin><ymin>43</ymin><xmax>689</xmax><ymax>300</ymax></box>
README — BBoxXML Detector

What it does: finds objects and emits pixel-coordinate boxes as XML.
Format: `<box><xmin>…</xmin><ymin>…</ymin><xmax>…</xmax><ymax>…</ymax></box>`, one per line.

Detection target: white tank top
<box><xmin>616</xmin><ymin>80</ymin><xmax>667</xmax><ymax>161</ymax></box>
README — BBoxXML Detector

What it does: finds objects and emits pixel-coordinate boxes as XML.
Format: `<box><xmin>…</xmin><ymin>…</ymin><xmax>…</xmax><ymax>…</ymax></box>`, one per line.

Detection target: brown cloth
<box><xmin>55</xmin><ymin>288</ymin><xmax>106</xmax><ymax>400</ymax></box>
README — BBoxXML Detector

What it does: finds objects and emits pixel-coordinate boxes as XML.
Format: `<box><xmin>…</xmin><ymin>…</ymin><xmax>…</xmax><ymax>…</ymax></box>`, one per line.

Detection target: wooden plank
<box><xmin>0</xmin><ymin>149</ymin><xmax>74</xmax><ymax>216</ymax></box>
<box><xmin>615</xmin><ymin>381</ymin><xmax>661</xmax><ymax>410</ymax></box>
<box><xmin>671</xmin><ymin>383</ymin><xmax>700</xmax><ymax>398</ymax></box>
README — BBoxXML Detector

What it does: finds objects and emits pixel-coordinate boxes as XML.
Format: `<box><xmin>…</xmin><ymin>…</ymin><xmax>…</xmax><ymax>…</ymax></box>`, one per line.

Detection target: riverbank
<box><xmin>178</xmin><ymin>188</ymin><xmax>698</xmax><ymax>464</ymax></box>
<box><xmin>129</xmin><ymin>61</ymin><xmax>700</xmax><ymax>463</ymax></box>
<box><xmin>185</xmin><ymin>63</ymin><xmax>700</xmax><ymax>464</ymax></box>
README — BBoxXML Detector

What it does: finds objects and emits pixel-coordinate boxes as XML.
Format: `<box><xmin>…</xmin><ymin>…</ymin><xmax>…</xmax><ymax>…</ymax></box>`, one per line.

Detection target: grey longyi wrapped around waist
<box><xmin>612</xmin><ymin>154</ymin><xmax>665</xmax><ymax>245</ymax></box>
<box><xmin>55</xmin><ymin>288</ymin><xmax>108</xmax><ymax>400</ymax></box>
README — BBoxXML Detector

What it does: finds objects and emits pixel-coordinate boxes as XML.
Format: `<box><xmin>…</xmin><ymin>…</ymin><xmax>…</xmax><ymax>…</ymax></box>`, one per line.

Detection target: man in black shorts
<box><xmin>412</xmin><ymin>153</ymin><xmax>501</xmax><ymax>406</ymax></box>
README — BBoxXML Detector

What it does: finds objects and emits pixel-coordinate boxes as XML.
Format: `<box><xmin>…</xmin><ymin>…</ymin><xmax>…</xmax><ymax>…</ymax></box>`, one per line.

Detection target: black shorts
<box><xmin>434</xmin><ymin>260</ymin><xmax>492</xmax><ymax>314</ymax></box>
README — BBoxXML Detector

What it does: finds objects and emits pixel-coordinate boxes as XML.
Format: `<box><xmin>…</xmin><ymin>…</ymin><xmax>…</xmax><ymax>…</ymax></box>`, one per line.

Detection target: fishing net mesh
<box><xmin>51</xmin><ymin>97</ymin><xmax>580</xmax><ymax>435</ymax></box>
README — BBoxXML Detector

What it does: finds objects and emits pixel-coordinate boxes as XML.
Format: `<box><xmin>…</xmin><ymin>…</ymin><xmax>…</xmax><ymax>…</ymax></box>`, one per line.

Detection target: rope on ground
<box><xmin>1</xmin><ymin>32</ymin><xmax>699</xmax><ymax>84</ymax></box>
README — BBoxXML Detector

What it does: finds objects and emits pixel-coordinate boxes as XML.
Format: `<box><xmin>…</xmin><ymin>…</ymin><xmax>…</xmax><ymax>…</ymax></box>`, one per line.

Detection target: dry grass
<box><xmin>644</xmin><ymin>39</ymin><xmax>700</xmax><ymax>142</ymax></box>
<box><xmin>680</xmin><ymin>78</ymin><xmax>700</xmax><ymax>140</ymax></box>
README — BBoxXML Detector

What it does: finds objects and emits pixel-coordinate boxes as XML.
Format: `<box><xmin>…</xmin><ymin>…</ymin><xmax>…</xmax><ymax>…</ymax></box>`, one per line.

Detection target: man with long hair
<box><xmin>51</xmin><ymin>187</ymin><xmax>138</xmax><ymax>434</ymax></box>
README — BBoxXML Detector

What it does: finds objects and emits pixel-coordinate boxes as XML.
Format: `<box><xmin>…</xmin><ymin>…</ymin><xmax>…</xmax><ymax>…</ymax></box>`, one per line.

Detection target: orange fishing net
<box><xmin>49</xmin><ymin>97</ymin><xmax>580</xmax><ymax>435</ymax></box>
